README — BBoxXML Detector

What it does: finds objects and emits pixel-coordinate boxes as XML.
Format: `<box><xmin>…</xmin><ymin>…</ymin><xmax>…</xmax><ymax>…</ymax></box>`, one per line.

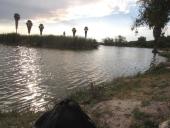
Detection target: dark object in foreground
<box><xmin>34</xmin><ymin>99</ymin><xmax>96</xmax><ymax>128</ymax></box>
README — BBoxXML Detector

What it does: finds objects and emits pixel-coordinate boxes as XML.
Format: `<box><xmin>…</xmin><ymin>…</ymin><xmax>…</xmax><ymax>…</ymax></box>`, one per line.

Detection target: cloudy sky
<box><xmin>0</xmin><ymin>0</ymin><xmax>169</xmax><ymax>41</ymax></box>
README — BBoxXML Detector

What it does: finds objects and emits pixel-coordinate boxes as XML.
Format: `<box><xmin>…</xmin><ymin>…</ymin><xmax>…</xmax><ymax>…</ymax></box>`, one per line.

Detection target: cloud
<box><xmin>0</xmin><ymin>0</ymin><xmax>137</xmax><ymax>23</ymax></box>
<box><xmin>34</xmin><ymin>0</ymin><xmax>138</xmax><ymax>22</ymax></box>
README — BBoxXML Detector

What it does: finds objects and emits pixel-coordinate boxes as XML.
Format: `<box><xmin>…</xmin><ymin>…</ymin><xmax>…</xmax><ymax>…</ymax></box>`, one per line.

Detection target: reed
<box><xmin>0</xmin><ymin>33</ymin><xmax>98</xmax><ymax>50</ymax></box>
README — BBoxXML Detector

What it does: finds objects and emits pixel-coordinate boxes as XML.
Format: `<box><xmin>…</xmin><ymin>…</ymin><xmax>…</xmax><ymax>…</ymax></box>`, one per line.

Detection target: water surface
<box><xmin>0</xmin><ymin>45</ymin><xmax>166</xmax><ymax>111</ymax></box>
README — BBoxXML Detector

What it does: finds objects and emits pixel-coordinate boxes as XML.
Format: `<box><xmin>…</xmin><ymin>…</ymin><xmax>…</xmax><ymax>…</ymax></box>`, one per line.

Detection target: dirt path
<box><xmin>90</xmin><ymin>99</ymin><xmax>170</xmax><ymax>128</ymax></box>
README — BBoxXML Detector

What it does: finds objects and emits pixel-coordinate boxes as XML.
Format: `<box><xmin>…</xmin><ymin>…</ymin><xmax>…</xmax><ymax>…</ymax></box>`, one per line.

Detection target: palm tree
<box><xmin>14</xmin><ymin>13</ymin><xmax>20</xmax><ymax>34</ymax></box>
<box><xmin>72</xmin><ymin>28</ymin><xmax>76</xmax><ymax>37</ymax></box>
<box><xmin>84</xmin><ymin>26</ymin><xmax>88</xmax><ymax>38</ymax></box>
<box><xmin>39</xmin><ymin>24</ymin><xmax>44</xmax><ymax>36</ymax></box>
<box><xmin>26</xmin><ymin>20</ymin><xmax>33</xmax><ymax>35</ymax></box>
<box><xmin>63</xmin><ymin>31</ymin><xmax>66</xmax><ymax>36</ymax></box>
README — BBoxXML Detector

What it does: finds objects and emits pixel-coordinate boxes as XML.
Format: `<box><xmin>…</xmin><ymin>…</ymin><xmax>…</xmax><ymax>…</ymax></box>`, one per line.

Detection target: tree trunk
<box><xmin>152</xmin><ymin>26</ymin><xmax>162</xmax><ymax>53</ymax></box>
<box><xmin>85</xmin><ymin>31</ymin><xmax>87</xmax><ymax>38</ymax></box>
<box><xmin>40</xmin><ymin>30</ymin><xmax>42</xmax><ymax>36</ymax></box>
<box><xmin>15</xmin><ymin>21</ymin><xmax>18</xmax><ymax>34</ymax></box>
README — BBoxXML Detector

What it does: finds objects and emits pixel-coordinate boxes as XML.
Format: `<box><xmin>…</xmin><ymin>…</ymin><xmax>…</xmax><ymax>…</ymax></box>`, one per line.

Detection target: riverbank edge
<box><xmin>0</xmin><ymin>50</ymin><xmax>170</xmax><ymax>128</ymax></box>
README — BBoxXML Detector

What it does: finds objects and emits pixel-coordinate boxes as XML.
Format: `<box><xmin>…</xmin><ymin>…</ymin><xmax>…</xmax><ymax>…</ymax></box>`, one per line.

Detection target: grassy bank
<box><xmin>0</xmin><ymin>51</ymin><xmax>170</xmax><ymax>128</ymax></box>
<box><xmin>0</xmin><ymin>33</ymin><xmax>98</xmax><ymax>50</ymax></box>
<box><xmin>159</xmin><ymin>51</ymin><xmax>170</xmax><ymax>61</ymax></box>
<box><xmin>71</xmin><ymin>63</ymin><xmax>170</xmax><ymax>105</ymax></box>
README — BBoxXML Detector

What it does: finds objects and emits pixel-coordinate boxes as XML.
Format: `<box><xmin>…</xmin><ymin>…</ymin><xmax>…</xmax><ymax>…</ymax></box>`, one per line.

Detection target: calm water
<box><xmin>0</xmin><ymin>45</ymin><xmax>166</xmax><ymax>111</ymax></box>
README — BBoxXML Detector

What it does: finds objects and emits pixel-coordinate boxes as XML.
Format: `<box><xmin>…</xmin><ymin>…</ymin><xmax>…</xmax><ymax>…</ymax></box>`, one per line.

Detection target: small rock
<box><xmin>159</xmin><ymin>120</ymin><xmax>170</xmax><ymax>128</ymax></box>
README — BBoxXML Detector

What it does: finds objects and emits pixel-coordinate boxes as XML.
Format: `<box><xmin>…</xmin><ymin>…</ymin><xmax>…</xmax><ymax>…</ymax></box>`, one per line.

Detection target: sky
<box><xmin>0</xmin><ymin>0</ymin><xmax>169</xmax><ymax>41</ymax></box>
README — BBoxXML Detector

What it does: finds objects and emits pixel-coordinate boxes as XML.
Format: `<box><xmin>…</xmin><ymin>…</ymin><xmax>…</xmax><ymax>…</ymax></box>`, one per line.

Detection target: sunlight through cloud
<box><xmin>35</xmin><ymin>0</ymin><xmax>138</xmax><ymax>22</ymax></box>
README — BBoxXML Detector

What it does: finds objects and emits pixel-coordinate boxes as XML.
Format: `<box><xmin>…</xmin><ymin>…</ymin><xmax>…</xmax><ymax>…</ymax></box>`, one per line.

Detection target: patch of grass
<box><xmin>159</xmin><ymin>52</ymin><xmax>170</xmax><ymax>61</ymax></box>
<box><xmin>132</xmin><ymin>108</ymin><xmax>159</xmax><ymax>128</ymax></box>
<box><xmin>0</xmin><ymin>110</ymin><xmax>42</xmax><ymax>128</ymax></box>
<box><xmin>133</xmin><ymin>108</ymin><xmax>150</xmax><ymax>120</ymax></box>
<box><xmin>141</xmin><ymin>100</ymin><xmax>151</xmax><ymax>107</ymax></box>
<box><xmin>70</xmin><ymin>62</ymin><xmax>170</xmax><ymax>105</ymax></box>
<box><xmin>145</xmin><ymin>64</ymin><xmax>167</xmax><ymax>75</ymax></box>
<box><xmin>132</xmin><ymin>120</ymin><xmax>159</xmax><ymax>128</ymax></box>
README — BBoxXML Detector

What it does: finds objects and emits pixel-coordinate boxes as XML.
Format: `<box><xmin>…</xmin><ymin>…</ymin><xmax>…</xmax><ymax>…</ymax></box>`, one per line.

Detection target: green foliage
<box><xmin>133</xmin><ymin>0</ymin><xmax>170</xmax><ymax>48</ymax></box>
<box><xmin>103</xmin><ymin>37</ymin><xmax>114</xmax><ymax>46</ymax></box>
<box><xmin>0</xmin><ymin>33</ymin><xmax>98</xmax><ymax>50</ymax></box>
<box><xmin>103</xmin><ymin>35</ymin><xmax>127</xmax><ymax>46</ymax></box>
<box><xmin>138</xmin><ymin>36</ymin><xmax>146</xmax><ymax>42</ymax></box>
<box><xmin>103</xmin><ymin>35</ymin><xmax>170</xmax><ymax>48</ymax></box>
<box><xmin>159</xmin><ymin>51</ymin><xmax>170</xmax><ymax>61</ymax></box>
<box><xmin>133</xmin><ymin>0</ymin><xmax>170</xmax><ymax>29</ymax></box>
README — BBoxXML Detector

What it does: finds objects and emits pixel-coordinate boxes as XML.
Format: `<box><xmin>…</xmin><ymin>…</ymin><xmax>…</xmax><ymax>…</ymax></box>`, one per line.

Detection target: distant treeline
<box><xmin>103</xmin><ymin>36</ymin><xmax>170</xmax><ymax>48</ymax></box>
<box><xmin>0</xmin><ymin>33</ymin><xmax>98</xmax><ymax>50</ymax></box>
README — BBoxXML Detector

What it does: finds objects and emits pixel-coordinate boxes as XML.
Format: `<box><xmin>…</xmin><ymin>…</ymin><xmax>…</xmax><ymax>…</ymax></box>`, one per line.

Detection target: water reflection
<box><xmin>150</xmin><ymin>54</ymin><xmax>157</xmax><ymax>68</ymax></box>
<box><xmin>16</xmin><ymin>47</ymin><xmax>45</xmax><ymax>111</ymax></box>
<box><xmin>0</xmin><ymin>45</ymin><xmax>166</xmax><ymax>111</ymax></box>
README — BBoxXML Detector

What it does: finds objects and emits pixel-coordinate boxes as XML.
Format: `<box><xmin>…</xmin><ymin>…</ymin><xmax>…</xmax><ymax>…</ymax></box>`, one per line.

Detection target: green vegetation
<box><xmin>132</xmin><ymin>0</ymin><xmax>170</xmax><ymax>51</ymax></box>
<box><xmin>103</xmin><ymin>35</ymin><xmax>127</xmax><ymax>46</ymax></box>
<box><xmin>159</xmin><ymin>51</ymin><xmax>170</xmax><ymax>61</ymax></box>
<box><xmin>26</xmin><ymin>20</ymin><xmax>33</xmax><ymax>35</ymax></box>
<box><xmin>39</xmin><ymin>24</ymin><xmax>44</xmax><ymax>36</ymax></box>
<box><xmin>84</xmin><ymin>26</ymin><xmax>88</xmax><ymax>39</ymax></box>
<box><xmin>132</xmin><ymin>108</ymin><xmax>159</xmax><ymax>128</ymax></box>
<box><xmin>103</xmin><ymin>36</ymin><xmax>170</xmax><ymax>48</ymax></box>
<box><xmin>72</xmin><ymin>28</ymin><xmax>77</xmax><ymax>37</ymax></box>
<box><xmin>71</xmin><ymin>64</ymin><xmax>170</xmax><ymax>105</ymax></box>
<box><xmin>14</xmin><ymin>13</ymin><xmax>20</xmax><ymax>34</ymax></box>
<box><xmin>0</xmin><ymin>33</ymin><xmax>98</xmax><ymax>50</ymax></box>
<box><xmin>0</xmin><ymin>110</ymin><xmax>42</xmax><ymax>128</ymax></box>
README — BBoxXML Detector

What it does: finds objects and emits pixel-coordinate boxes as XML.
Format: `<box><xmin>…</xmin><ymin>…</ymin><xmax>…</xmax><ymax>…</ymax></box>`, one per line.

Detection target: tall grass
<box><xmin>0</xmin><ymin>33</ymin><xmax>98</xmax><ymax>50</ymax></box>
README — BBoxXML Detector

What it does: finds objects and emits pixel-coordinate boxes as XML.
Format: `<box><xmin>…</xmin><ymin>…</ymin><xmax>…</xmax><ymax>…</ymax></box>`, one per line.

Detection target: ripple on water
<box><xmin>0</xmin><ymin>45</ymin><xmax>166</xmax><ymax>111</ymax></box>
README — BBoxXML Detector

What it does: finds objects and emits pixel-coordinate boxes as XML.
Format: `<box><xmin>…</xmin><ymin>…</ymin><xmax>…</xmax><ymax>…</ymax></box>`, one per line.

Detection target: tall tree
<box><xmin>72</xmin><ymin>28</ymin><xmax>76</xmax><ymax>37</ymax></box>
<box><xmin>39</xmin><ymin>24</ymin><xmax>44</xmax><ymax>36</ymax></box>
<box><xmin>116</xmin><ymin>35</ymin><xmax>127</xmax><ymax>43</ymax></box>
<box><xmin>14</xmin><ymin>13</ymin><xmax>20</xmax><ymax>34</ymax></box>
<box><xmin>63</xmin><ymin>31</ymin><xmax>66</xmax><ymax>36</ymax></box>
<box><xmin>26</xmin><ymin>20</ymin><xmax>33</xmax><ymax>35</ymax></box>
<box><xmin>132</xmin><ymin>0</ymin><xmax>170</xmax><ymax>53</ymax></box>
<box><xmin>84</xmin><ymin>26</ymin><xmax>88</xmax><ymax>38</ymax></box>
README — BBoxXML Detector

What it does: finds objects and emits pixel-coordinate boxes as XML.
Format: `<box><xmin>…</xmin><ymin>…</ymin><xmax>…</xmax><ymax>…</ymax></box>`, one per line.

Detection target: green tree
<box><xmin>132</xmin><ymin>0</ymin><xmax>170</xmax><ymax>52</ymax></box>
<box><xmin>72</xmin><ymin>28</ymin><xmax>76</xmax><ymax>37</ymax></box>
<box><xmin>26</xmin><ymin>20</ymin><xmax>33</xmax><ymax>35</ymax></box>
<box><xmin>63</xmin><ymin>31</ymin><xmax>66</xmax><ymax>36</ymax></box>
<box><xmin>103</xmin><ymin>38</ymin><xmax>114</xmax><ymax>45</ymax></box>
<box><xmin>138</xmin><ymin>36</ymin><xmax>146</xmax><ymax>42</ymax></box>
<box><xmin>14</xmin><ymin>13</ymin><xmax>20</xmax><ymax>34</ymax></box>
<box><xmin>39</xmin><ymin>24</ymin><xmax>44</xmax><ymax>36</ymax></box>
<box><xmin>84</xmin><ymin>26</ymin><xmax>88</xmax><ymax>38</ymax></box>
<box><xmin>116</xmin><ymin>35</ymin><xmax>127</xmax><ymax>43</ymax></box>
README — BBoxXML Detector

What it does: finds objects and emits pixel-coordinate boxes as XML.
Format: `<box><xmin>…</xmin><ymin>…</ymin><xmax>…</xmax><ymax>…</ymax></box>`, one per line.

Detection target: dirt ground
<box><xmin>90</xmin><ymin>99</ymin><xmax>170</xmax><ymax>128</ymax></box>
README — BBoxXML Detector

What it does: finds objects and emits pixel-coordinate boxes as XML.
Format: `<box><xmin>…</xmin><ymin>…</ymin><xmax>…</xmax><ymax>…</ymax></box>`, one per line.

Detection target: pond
<box><xmin>0</xmin><ymin>45</ymin><xmax>166</xmax><ymax>111</ymax></box>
